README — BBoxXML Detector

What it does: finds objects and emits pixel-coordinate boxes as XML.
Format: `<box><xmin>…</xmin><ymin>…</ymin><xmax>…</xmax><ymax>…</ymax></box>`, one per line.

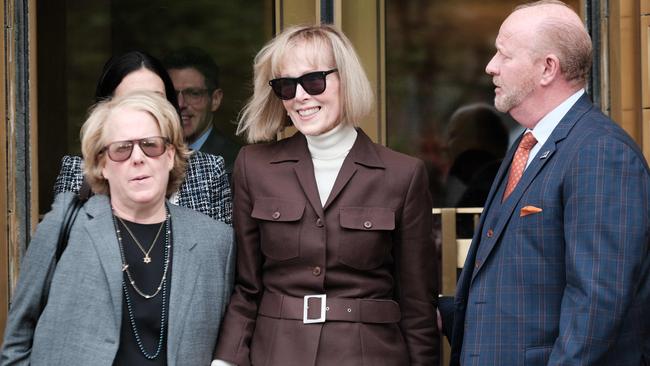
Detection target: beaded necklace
<box><xmin>112</xmin><ymin>208</ymin><xmax>171</xmax><ymax>360</ymax></box>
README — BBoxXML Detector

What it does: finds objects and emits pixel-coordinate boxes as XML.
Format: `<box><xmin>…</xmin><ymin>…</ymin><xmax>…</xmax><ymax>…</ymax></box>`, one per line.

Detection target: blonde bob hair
<box><xmin>80</xmin><ymin>91</ymin><xmax>190</xmax><ymax>196</ymax></box>
<box><xmin>237</xmin><ymin>24</ymin><xmax>374</xmax><ymax>143</ymax></box>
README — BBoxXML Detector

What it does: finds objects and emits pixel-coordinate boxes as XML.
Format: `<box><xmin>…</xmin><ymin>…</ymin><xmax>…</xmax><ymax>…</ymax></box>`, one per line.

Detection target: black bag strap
<box><xmin>55</xmin><ymin>178</ymin><xmax>91</xmax><ymax>262</ymax></box>
<box><xmin>41</xmin><ymin>177</ymin><xmax>92</xmax><ymax>313</ymax></box>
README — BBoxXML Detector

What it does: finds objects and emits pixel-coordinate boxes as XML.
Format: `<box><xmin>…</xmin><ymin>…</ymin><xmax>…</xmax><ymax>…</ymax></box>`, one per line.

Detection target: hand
<box><xmin>437</xmin><ymin>295</ymin><xmax>455</xmax><ymax>340</ymax></box>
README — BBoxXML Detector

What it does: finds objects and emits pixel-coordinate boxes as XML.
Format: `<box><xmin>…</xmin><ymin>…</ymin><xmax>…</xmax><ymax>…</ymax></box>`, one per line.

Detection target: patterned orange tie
<box><xmin>503</xmin><ymin>132</ymin><xmax>537</xmax><ymax>201</ymax></box>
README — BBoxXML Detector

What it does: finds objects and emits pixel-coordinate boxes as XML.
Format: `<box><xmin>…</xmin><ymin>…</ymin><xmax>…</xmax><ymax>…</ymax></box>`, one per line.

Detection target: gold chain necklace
<box><xmin>116</xmin><ymin>216</ymin><xmax>164</xmax><ymax>264</ymax></box>
<box><xmin>113</xmin><ymin>211</ymin><xmax>171</xmax><ymax>300</ymax></box>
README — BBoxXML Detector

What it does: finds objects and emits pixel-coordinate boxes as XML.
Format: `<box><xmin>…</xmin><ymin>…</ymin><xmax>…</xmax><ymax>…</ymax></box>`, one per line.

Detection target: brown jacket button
<box><xmin>363</xmin><ymin>221</ymin><xmax>372</xmax><ymax>229</ymax></box>
<box><xmin>316</xmin><ymin>218</ymin><xmax>324</xmax><ymax>227</ymax></box>
<box><xmin>272</xmin><ymin>211</ymin><xmax>281</xmax><ymax>220</ymax></box>
<box><xmin>312</xmin><ymin>266</ymin><xmax>322</xmax><ymax>276</ymax></box>
<box><xmin>486</xmin><ymin>229</ymin><xmax>494</xmax><ymax>237</ymax></box>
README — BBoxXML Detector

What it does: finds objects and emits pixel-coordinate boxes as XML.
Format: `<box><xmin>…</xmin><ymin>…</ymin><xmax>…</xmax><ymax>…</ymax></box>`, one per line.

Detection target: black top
<box><xmin>113</xmin><ymin>217</ymin><xmax>172</xmax><ymax>366</ymax></box>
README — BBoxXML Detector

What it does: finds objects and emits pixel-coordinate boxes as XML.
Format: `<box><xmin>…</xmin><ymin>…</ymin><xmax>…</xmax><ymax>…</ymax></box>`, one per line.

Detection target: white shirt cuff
<box><xmin>211</xmin><ymin>359</ymin><xmax>236</xmax><ymax>366</ymax></box>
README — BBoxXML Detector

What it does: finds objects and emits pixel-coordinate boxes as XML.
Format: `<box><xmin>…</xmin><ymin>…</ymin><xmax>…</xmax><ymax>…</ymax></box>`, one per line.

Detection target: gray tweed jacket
<box><xmin>53</xmin><ymin>151</ymin><xmax>232</xmax><ymax>225</ymax></box>
<box><xmin>1</xmin><ymin>193</ymin><xmax>235</xmax><ymax>365</ymax></box>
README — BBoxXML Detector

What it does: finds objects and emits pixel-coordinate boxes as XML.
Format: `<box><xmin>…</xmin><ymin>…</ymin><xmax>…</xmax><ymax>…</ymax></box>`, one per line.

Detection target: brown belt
<box><xmin>258</xmin><ymin>292</ymin><xmax>401</xmax><ymax>324</ymax></box>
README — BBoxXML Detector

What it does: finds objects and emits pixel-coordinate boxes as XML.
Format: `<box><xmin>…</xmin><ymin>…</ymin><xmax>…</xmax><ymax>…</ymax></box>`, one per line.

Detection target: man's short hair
<box><xmin>163</xmin><ymin>47</ymin><xmax>220</xmax><ymax>90</ymax></box>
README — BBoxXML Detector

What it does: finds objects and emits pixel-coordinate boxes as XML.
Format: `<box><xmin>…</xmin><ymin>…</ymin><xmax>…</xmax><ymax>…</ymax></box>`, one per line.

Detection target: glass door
<box><xmin>36</xmin><ymin>0</ymin><xmax>274</xmax><ymax>214</ymax></box>
<box><xmin>386</xmin><ymin>0</ymin><xmax>578</xmax><ymax>209</ymax></box>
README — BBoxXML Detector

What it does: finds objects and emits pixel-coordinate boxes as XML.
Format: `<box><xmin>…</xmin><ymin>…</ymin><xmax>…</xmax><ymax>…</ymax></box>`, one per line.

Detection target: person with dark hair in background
<box><xmin>163</xmin><ymin>47</ymin><xmax>241</xmax><ymax>178</ymax></box>
<box><xmin>444</xmin><ymin>103</ymin><xmax>510</xmax><ymax>244</ymax></box>
<box><xmin>444</xmin><ymin>1</ymin><xmax>650</xmax><ymax>365</ymax></box>
<box><xmin>93</xmin><ymin>51</ymin><xmax>179</xmax><ymax>108</ymax></box>
<box><xmin>445</xmin><ymin>103</ymin><xmax>509</xmax><ymax>209</ymax></box>
<box><xmin>53</xmin><ymin>51</ymin><xmax>232</xmax><ymax>224</ymax></box>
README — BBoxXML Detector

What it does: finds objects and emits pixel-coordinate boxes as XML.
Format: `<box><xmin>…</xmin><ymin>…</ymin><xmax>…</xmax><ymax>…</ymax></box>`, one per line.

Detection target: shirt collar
<box><xmin>524</xmin><ymin>89</ymin><xmax>584</xmax><ymax>167</ymax></box>
<box><xmin>189</xmin><ymin>127</ymin><xmax>213</xmax><ymax>151</ymax></box>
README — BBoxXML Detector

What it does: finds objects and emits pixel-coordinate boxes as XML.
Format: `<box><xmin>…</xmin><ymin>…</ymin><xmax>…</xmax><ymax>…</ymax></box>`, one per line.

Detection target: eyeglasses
<box><xmin>175</xmin><ymin>88</ymin><xmax>210</xmax><ymax>104</ymax></box>
<box><xmin>268</xmin><ymin>69</ymin><xmax>338</xmax><ymax>100</ymax></box>
<box><xmin>101</xmin><ymin>136</ymin><xmax>170</xmax><ymax>162</ymax></box>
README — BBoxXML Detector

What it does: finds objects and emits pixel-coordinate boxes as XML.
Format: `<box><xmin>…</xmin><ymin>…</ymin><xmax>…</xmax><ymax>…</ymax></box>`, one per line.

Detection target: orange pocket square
<box><xmin>520</xmin><ymin>205</ymin><xmax>543</xmax><ymax>217</ymax></box>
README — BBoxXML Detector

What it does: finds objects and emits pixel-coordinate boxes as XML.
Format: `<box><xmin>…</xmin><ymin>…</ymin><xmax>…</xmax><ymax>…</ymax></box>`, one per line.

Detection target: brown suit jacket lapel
<box><xmin>270</xmin><ymin>132</ymin><xmax>325</xmax><ymax>218</ymax></box>
<box><xmin>324</xmin><ymin>129</ymin><xmax>384</xmax><ymax>210</ymax></box>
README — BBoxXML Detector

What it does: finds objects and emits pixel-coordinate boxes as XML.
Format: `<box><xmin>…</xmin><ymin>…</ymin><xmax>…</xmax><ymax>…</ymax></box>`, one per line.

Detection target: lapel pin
<box><xmin>539</xmin><ymin>150</ymin><xmax>551</xmax><ymax>159</ymax></box>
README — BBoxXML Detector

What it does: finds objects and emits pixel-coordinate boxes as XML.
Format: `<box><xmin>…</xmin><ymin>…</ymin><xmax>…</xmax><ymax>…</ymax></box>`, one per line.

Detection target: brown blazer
<box><xmin>215</xmin><ymin>129</ymin><xmax>439</xmax><ymax>366</ymax></box>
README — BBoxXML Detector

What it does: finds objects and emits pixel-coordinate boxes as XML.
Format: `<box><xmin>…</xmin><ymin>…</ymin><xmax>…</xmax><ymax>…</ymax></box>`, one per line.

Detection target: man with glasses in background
<box><xmin>164</xmin><ymin>47</ymin><xmax>241</xmax><ymax>178</ymax></box>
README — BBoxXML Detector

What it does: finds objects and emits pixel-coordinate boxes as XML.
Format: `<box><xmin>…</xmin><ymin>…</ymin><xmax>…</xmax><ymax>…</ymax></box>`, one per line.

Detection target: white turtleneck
<box><xmin>305</xmin><ymin>123</ymin><xmax>358</xmax><ymax>206</ymax></box>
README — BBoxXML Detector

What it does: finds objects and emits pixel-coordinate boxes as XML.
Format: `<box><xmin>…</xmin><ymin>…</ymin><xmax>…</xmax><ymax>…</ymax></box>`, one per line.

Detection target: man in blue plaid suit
<box><xmin>448</xmin><ymin>1</ymin><xmax>650</xmax><ymax>365</ymax></box>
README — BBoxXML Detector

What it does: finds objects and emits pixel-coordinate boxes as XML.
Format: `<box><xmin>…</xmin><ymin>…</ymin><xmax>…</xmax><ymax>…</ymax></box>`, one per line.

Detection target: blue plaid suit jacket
<box><xmin>53</xmin><ymin>151</ymin><xmax>232</xmax><ymax>225</ymax></box>
<box><xmin>450</xmin><ymin>95</ymin><xmax>650</xmax><ymax>365</ymax></box>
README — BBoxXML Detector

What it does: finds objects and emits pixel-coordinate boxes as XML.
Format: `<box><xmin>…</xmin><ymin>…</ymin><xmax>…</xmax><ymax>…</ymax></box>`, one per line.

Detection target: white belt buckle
<box><xmin>303</xmin><ymin>294</ymin><xmax>326</xmax><ymax>324</ymax></box>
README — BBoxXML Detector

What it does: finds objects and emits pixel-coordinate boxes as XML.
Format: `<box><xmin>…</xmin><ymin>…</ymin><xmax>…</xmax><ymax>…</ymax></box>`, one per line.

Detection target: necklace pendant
<box><xmin>143</xmin><ymin>256</ymin><xmax>151</xmax><ymax>264</ymax></box>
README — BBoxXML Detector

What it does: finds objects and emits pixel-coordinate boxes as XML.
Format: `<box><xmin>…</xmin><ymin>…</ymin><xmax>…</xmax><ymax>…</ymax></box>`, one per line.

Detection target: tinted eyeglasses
<box><xmin>175</xmin><ymin>88</ymin><xmax>210</xmax><ymax>104</ymax></box>
<box><xmin>102</xmin><ymin>136</ymin><xmax>170</xmax><ymax>162</ymax></box>
<box><xmin>269</xmin><ymin>69</ymin><xmax>338</xmax><ymax>100</ymax></box>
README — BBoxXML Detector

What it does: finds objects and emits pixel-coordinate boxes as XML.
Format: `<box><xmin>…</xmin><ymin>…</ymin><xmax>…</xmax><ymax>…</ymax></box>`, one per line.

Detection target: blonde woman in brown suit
<box><xmin>213</xmin><ymin>24</ymin><xmax>439</xmax><ymax>366</ymax></box>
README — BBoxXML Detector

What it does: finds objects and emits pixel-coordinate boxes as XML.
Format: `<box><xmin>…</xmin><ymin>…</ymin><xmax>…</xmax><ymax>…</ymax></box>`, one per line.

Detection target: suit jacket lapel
<box><xmin>83</xmin><ymin>195</ymin><xmax>124</xmax><ymax>329</ymax></box>
<box><xmin>456</xmin><ymin>140</ymin><xmax>515</xmax><ymax>297</ymax></box>
<box><xmin>166</xmin><ymin>204</ymin><xmax>200</xmax><ymax>362</ymax></box>
<box><xmin>199</xmin><ymin>128</ymin><xmax>222</xmax><ymax>153</ymax></box>
<box><xmin>271</xmin><ymin>132</ymin><xmax>325</xmax><ymax>218</ymax></box>
<box><xmin>323</xmin><ymin>129</ymin><xmax>384</xmax><ymax>210</ymax></box>
<box><xmin>323</xmin><ymin>157</ymin><xmax>358</xmax><ymax>210</ymax></box>
<box><xmin>480</xmin><ymin>133</ymin><xmax>519</xmax><ymax>214</ymax></box>
<box><xmin>294</xmin><ymin>158</ymin><xmax>326</xmax><ymax>218</ymax></box>
<box><xmin>270</xmin><ymin>129</ymin><xmax>384</xmax><ymax>212</ymax></box>
<box><xmin>471</xmin><ymin>95</ymin><xmax>593</xmax><ymax>279</ymax></box>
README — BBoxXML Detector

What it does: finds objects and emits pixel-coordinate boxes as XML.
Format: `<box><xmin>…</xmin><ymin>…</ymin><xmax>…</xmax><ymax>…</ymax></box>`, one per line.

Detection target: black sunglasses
<box><xmin>269</xmin><ymin>69</ymin><xmax>338</xmax><ymax>100</ymax></box>
<box><xmin>101</xmin><ymin>136</ymin><xmax>170</xmax><ymax>162</ymax></box>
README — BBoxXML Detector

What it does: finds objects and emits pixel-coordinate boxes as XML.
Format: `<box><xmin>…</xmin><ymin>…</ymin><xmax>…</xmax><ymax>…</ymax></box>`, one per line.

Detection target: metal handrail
<box><xmin>432</xmin><ymin>207</ymin><xmax>483</xmax><ymax>296</ymax></box>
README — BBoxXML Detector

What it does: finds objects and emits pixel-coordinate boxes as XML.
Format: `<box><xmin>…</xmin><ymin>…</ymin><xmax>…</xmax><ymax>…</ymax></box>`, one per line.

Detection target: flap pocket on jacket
<box><xmin>339</xmin><ymin>207</ymin><xmax>395</xmax><ymax>231</ymax></box>
<box><xmin>252</xmin><ymin>197</ymin><xmax>305</xmax><ymax>261</ymax></box>
<box><xmin>252</xmin><ymin>197</ymin><xmax>305</xmax><ymax>222</ymax></box>
<box><xmin>524</xmin><ymin>345</ymin><xmax>552</xmax><ymax>365</ymax></box>
<box><xmin>339</xmin><ymin>207</ymin><xmax>394</xmax><ymax>270</ymax></box>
